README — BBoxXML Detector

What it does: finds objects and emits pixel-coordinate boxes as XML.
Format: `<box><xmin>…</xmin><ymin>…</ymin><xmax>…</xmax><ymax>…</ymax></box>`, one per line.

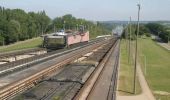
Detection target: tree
<box><xmin>146</xmin><ymin>23</ymin><xmax>169</xmax><ymax>42</ymax></box>
<box><xmin>37</xmin><ymin>11</ymin><xmax>50</xmax><ymax>35</ymax></box>
<box><xmin>0</xmin><ymin>7</ymin><xmax>111</xmax><ymax>45</ymax></box>
<box><xmin>0</xmin><ymin>30</ymin><xmax>4</xmax><ymax>45</ymax></box>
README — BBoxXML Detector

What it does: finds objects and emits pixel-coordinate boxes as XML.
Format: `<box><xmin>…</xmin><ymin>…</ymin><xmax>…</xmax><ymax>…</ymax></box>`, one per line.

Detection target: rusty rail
<box><xmin>0</xmin><ymin>38</ymin><xmax>113</xmax><ymax>100</ymax></box>
<box><xmin>74</xmin><ymin>39</ymin><xmax>119</xmax><ymax>100</ymax></box>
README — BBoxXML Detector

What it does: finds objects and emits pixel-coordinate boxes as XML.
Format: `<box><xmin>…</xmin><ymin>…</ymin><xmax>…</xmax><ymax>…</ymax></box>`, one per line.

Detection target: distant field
<box><xmin>138</xmin><ymin>38</ymin><xmax>170</xmax><ymax>100</ymax></box>
<box><xmin>0</xmin><ymin>37</ymin><xmax>43</xmax><ymax>53</ymax></box>
<box><xmin>118</xmin><ymin>39</ymin><xmax>141</xmax><ymax>95</ymax></box>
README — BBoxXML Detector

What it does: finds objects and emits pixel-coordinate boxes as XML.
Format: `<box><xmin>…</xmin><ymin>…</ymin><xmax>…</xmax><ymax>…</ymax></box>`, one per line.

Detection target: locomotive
<box><xmin>43</xmin><ymin>27</ymin><xmax>89</xmax><ymax>49</ymax></box>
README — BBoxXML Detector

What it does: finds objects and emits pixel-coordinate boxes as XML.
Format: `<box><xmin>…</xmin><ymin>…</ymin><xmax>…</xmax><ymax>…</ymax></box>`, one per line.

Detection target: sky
<box><xmin>0</xmin><ymin>0</ymin><xmax>170</xmax><ymax>21</ymax></box>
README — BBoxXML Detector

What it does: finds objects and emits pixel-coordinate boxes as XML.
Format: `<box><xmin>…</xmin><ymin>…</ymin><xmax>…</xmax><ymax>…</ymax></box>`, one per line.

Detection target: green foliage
<box><xmin>0</xmin><ymin>35</ymin><xmax>4</xmax><ymax>45</ymax></box>
<box><xmin>0</xmin><ymin>7</ymin><xmax>111</xmax><ymax>47</ymax></box>
<box><xmin>0</xmin><ymin>37</ymin><xmax>42</xmax><ymax>52</ymax></box>
<box><xmin>146</xmin><ymin>23</ymin><xmax>164</xmax><ymax>34</ymax></box>
<box><xmin>89</xmin><ymin>23</ymin><xmax>111</xmax><ymax>39</ymax></box>
<box><xmin>0</xmin><ymin>7</ymin><xmax>50</xmax><ymax>45</ymax></box>
<box><xmin>120</xmin><ymin>23</ymin><xmax>170</xmax><ymax>41</ymax></box>
<box><xmin>47</xmin><ymin>14</ymin><xmax>111</xmax><ymax>39</ymax></box>
<box><xmin>146</xmin><ymin>23</ymin><xmax>170</xmax><ymax>42</ymax></box>
<box><xmin>122</xmin><ymin>24</ymin><xmax>134</xmax><ymax>40</ymax></box>
<box><xmin>98</xmin><ymin>22</ymin><xmax>116</xmax><ymax>31</ymax></box>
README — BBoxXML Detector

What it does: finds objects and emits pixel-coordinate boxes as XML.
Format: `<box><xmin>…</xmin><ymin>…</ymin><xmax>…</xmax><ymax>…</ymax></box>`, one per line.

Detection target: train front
<box><xmin>43</xmin><ymin>32</ymin><xmax>67</xmax><ymax>49</ymax></box>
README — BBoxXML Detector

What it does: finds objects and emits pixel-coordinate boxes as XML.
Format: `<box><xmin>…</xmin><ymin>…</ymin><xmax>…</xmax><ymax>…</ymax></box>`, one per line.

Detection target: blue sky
<box><xmin>0</xmin><ymin>0</ymin><xmax>170</xmax><ymax>21</ymax></box>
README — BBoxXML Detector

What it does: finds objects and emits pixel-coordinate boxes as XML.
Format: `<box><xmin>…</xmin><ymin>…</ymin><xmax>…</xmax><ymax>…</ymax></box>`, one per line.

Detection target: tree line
<box><xmin>122</xmin><ymin>22</ymin><xmax>170</xmax><ymax>42</ymax></box>
<box><xmin>0</xmin><ymin>7</ymin><xmax>110</xmax><ymax>46</ymax></box>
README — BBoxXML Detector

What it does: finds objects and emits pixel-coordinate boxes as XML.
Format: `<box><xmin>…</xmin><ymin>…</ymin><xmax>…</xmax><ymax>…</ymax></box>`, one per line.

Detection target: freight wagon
<box><xmin>43</xmin><ymin>30</ymin><xmax>89</xmax><ymax>49</ymax></box>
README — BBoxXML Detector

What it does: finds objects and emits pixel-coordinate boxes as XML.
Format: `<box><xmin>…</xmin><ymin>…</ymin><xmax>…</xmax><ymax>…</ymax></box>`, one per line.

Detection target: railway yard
<box><xmin>0</xmin><ymin>1</ymin><xmax>170</xmax><ymax>100</ymax></box>
<box><xmin>0</xmin><ymin>37</ymin><xmax>120</xmax><ymax>100</ymax></box>
<box><xmin>0</xmin><ymin>48</ymin><xmax>47</xmax><ymax>64</ymax></box>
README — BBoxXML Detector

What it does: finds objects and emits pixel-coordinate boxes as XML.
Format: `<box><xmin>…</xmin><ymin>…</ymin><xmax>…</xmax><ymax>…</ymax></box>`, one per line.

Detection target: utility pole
<box><xmin>134</xmin><ymin>3</ymin><xmax>141</xmax><ymax>94</ymax></box>
<box><xmin>3</xmin><ymin>31</ymin><xmax>4</xmax><ymax>46</ymax></box>
<box><xmin>76</xmin><ymin>24</ymin><xmax>78</xmax><ymax>31</ymax></box>
<box><xmin>167</xmin><ymin>33</ymin><xmax>169</xmax><ymax>44</ymax></box>
<box><xmin>2</xmin><ymin>38</ymin><xmax>4</xmax><ymax>46</ymax></box>
<box><xmin>168</xmin><ymin>36</ymin><xmax>169</xmax><ymax>44</ymax></box>
<box><xmin>144</xmin><ymin>55</ymin><xmax>147</xmax><ymax>76</ymax></box>
<box><xmin>41</xmin><ymin>26</ymin><xmax>44</xmax><ymax>36</ymax></box>
<box><xmin>0</xmin><ymin>31</ymin><xmax>4</xmax><ymax>46</ymax></box>
<box><xmin>126</xmin><ymin>23</ymin><xmax>129</xmax><ymax>51</ymax></box>
<box><xmin>53</xmin><ymin>24</ymin><xmax>56</xmax><ymax>33</ymax></box>
<box><xmin>128</xmin><ymin>17</ymin><xmax>132</xmax><ymax>63</ymax></box>
<box><xmin>63</xmin><ymin>21</ymin><xmax>66</xmax><ymax>32</ymax></box>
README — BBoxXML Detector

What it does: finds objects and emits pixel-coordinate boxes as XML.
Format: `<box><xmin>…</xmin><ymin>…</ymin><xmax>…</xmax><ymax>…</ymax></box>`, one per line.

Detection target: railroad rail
<box><xmin>15</xmin><ymin>40</ymin><xmax>116</xmax><ymax>100</ymax></box>
<box><xmin>14</xmin><ymin>38</ymin><xmax>114</xmax><ymax>100</ymax></box>
<box><xmin>74</xmin><ymin>39</ymin><xmax>120</xmax><ymax>100</ymax></box>
<box><xmin>107</xmin><ymin>44</ymin><xmax>120</xmax><ymax>100</ymax></box>
<box><xmin>0</xmin><ymin>38</ymin><xmax>107</xmax><ymax>77</ymax></box>
<box><xmin>0</xmin><ymin>48</ymin><xmax>47</xmax><ymax>66</ymax></box>
<box><xmin>0</xmin><ymin>38</ymin><xmax>113</xmax><ymax>100</ymax></box>
<box><xmin>0</xmin><ymin>48</ymin><xmax>46</xmax><ymax>58</ymax></box>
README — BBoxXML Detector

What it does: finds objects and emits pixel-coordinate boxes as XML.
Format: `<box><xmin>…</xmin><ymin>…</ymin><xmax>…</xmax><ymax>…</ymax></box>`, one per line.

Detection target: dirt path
<box><xmin>117</xmin><ymin>42</ymin><xmax>156</xmax><ymax>100</ymax></box>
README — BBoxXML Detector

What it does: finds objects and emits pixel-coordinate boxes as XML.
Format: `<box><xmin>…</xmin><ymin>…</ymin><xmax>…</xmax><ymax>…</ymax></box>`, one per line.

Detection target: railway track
<box><xmin>38</xmin><ymin>65</ymin><xmax>87</xmax><ymax>100</ymax></box>
<box><xmin>0</xmin><ymin>48</ymin><xmax>46</xmax><ymax>58</ymax></box>
<box><xmin>0</xmin><ymin>37</ymin><xmax>104</xmax><ymax>60</ymax></box>
<box><xmin>0</xmin><ymin>38</ymin><xmax>107</xmax><ymax>77</ymax></box>
<box><xmin>0</xmin><ymin>38</ymin><xmax>113</xmax><ymax>100</ymax></box>
<box><xmin>107</xmin><ymin>46</ymin><xmax>120</xmax><ymax>100</ymax></box>
<box><xmin>74</xmin><ymin>39</ymin><xmax>120</xmax><ymax>100</ymax></box>
<box><xmin>0</xmin><ymin>48</ymin><xmax>47</xmax><ymax>66</ymax></box>
<box><xmin>0</xmin><ymin>48</ymin><xmax>47</xmax><ymax>63</ymax></box>
<box><xmin>12</xmin><ymin>38</ymin><xmax>118</xmax><ymax>100</ymax></box>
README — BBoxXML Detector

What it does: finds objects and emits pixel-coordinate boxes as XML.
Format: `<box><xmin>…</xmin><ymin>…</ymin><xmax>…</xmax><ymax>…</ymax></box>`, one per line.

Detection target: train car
<box><xmin>43</xmin><ymin>30</ymin><xmax>89</xmax><ymax>49</ymax></box>
<box><xmin>67</xmin><ymin>31</ymin><xmax>89</xmax><ymax>46</ymax></box>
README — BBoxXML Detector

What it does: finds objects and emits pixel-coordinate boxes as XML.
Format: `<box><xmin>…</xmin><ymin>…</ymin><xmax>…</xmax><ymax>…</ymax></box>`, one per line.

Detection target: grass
<box><xmin>138</xmin><ymin>37</ymin><xmax>170</xmax><ymax>100</ymax></box>
<box><xmin>0</xmin><ymin>37</ymin><xmax>43</xmax><ymax>53</ymax></box>
<box><xmin>53</xmin><ymin>96</ymin><xmax>61</xmax><ymax>100</ymax></box>
<box><xmin>118</xmin><ymin>39</ymin><xmax>141</xmax><ymax>95</ymax></box>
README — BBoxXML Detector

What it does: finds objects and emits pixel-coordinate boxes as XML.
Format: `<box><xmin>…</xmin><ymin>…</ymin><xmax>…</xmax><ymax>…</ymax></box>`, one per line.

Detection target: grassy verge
<box><xmin>118</xmin><ymin>39</ymin><xmax>141</xmax><ymax>95</ymax></box>
<box><xmin>0</xmin><ymin>37</ymin><xmax>43</xmax><ymax>53</ymax></box>
<box><xmin>138</xmin><ymin>37</ymin><xmax>170</xmax><ymax>100</ymax></box>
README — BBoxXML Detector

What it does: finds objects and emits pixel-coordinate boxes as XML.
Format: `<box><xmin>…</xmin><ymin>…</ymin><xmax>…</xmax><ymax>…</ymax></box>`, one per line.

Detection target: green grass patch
<box><xmin>118</xmin><ymin>39</ymin><xmax>141</xmax><ymax>95</ymax></box>
<box><xmin>53</xmin><ymin>96</ymin><xmax>62</xmax><ymax>100</ymax></box>
<box><xmin>0</xmin><ymin>37</ymin><xmax>43</xmax><ymax>53</ymax></box>
<box><xmin>138</xmin><ymin>38</ymin><xmax>170</xmax><ymax>100</ymax></box>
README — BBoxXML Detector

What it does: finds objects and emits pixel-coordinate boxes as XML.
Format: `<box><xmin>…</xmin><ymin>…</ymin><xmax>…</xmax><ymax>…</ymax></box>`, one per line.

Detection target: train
<box><xmin>43</xmin><ymin>28</ymin><xmax>89</xmax><ymax>49</ymax></box>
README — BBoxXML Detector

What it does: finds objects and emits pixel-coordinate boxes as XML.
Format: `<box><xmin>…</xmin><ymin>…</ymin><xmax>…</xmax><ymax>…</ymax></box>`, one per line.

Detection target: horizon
<box><xmin>1</xmin><ymin>6</ymin><xmax>170</xmax><ymax>22</ymax></box>
<box><xmin>2</xmin><ymin>6</ymin><xmax>170</xmax><ymax>22</ymax></box>
<box><xmin>0</xmin><ymin>0</ymin><xmax>170</xmax><ymax>21</ymax></box>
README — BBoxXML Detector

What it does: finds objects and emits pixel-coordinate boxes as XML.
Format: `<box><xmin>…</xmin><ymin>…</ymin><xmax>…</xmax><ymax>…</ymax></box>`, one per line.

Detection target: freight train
<box><xmin>43</xmin><ymin>29</ymin><xmax>89</xmax><ymax>49</ymax></box>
